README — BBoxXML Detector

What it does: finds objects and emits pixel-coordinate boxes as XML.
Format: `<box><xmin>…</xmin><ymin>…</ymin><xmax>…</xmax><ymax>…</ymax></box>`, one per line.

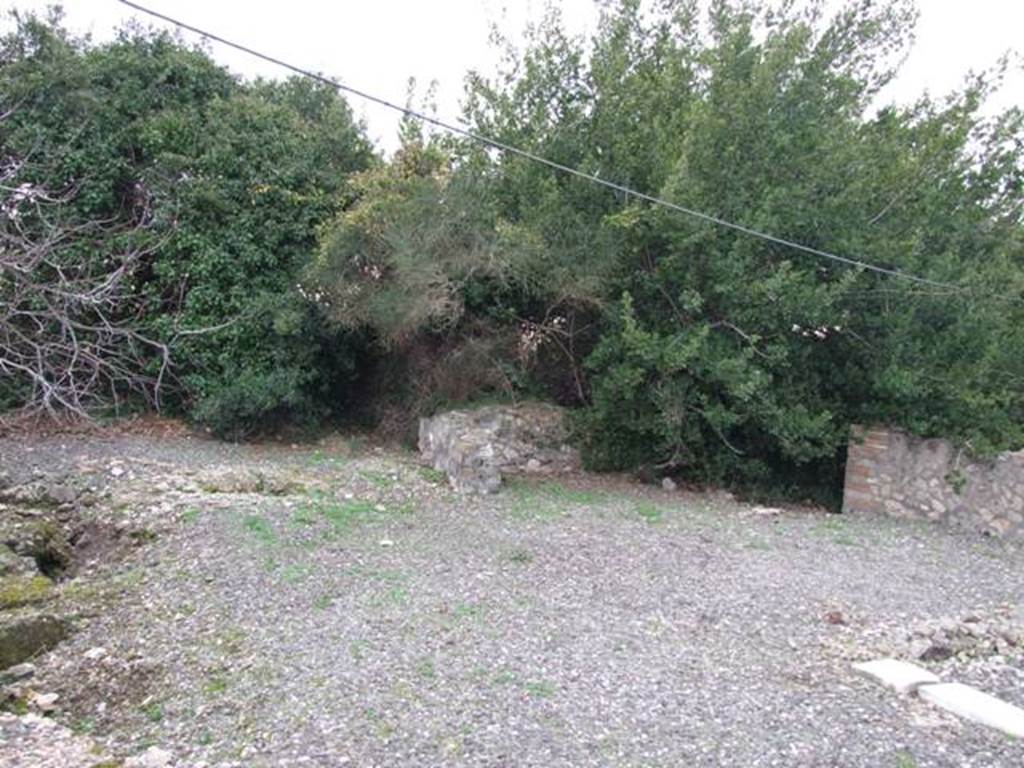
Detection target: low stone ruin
<box><xmin>418</xmin><ymin>403</ymin><xmax>579</xmax><ymax>493</ymax></box>
<box><xmin>844</xmin><ymin>425</ymin><xmax>1024</xmax><ymax>537</ymax></box>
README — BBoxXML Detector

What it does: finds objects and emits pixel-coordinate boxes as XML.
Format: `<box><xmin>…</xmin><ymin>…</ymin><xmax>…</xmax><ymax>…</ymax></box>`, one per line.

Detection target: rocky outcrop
<box><xmin>844</xmin><ymin>425</ymin><xmax>1024</xmax><ymax>537</ymax></box>
<box><xmin>0</xmin><ymin>613</ymin><xmax>68</xmax><ymax>670</ymax></box>
<box><xmin>419</xmin><ymin>403</ymin><xmax>579</xmax><ymax>493</ymax></box>
<box><xmin>0</xmin><ymin>712</ymin><xmax>119</xmax><ymax>767</ymax></box>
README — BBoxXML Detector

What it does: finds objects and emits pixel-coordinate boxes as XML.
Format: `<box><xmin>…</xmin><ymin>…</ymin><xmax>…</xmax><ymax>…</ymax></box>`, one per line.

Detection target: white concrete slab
<box><xmin>919</xmin><ymin>683</ymin><xmax>1024</xmax><ymax>738</ymax></box>
<box><xmin>853</xmin><ymin>659</ymin><xmax>940</xmax><ymax>694</ymax></box>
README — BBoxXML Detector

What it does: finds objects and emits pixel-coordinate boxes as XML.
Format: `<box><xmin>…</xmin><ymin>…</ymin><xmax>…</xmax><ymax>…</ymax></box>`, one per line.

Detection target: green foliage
<box><xmin>310</xmin><ymin>132</ymin><xmax>509</xmax><ymax>343</ymax></box>
<box><xmin>1</xmin><ymin>10</ymin><xmax>373</xmax><ymax>433</ymax></box>
<box><xmin>459</xmin><ymin>0</ymin><xmax>1023</xmax><ymax>499</ymax></box>
<box><xmin>141</xmin><ymin>76</ymin><xmax>374</xmax><ymax>434</ymax></box>
<box><xmin>6</xmin><ymin>3</ymin><xmax>1022</xmax><ymax>505</ymax></box>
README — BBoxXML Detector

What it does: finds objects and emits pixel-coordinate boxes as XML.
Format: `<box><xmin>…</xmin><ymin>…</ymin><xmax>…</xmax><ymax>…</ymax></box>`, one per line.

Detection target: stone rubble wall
<box><xmin>418</xmin><ymin>403</ymin><xmax>579</xmax><ymax>493</ymax></box>
<box><xmin>843</xmin><ymin>425</ymin><xmax>1024</xmax><ymax>537</ymax></box>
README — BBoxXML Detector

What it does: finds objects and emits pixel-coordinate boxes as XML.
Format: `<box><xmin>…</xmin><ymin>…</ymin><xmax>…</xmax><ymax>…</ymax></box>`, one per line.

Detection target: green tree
<box><xmin>461</xmin><ymin>0</ymin><xmax>1023</xmax><ymax>499</ymax></box>
<box><xmin>0</xmin><ymin>10</ymin><xmax>375</xmax><ymax>434</ymax></box>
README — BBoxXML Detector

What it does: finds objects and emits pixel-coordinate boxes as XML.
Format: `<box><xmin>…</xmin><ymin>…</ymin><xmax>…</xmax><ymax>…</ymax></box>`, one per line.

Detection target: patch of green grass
<box><xmin>505</xmin><ymin>479</ymin><xmax>609</xmax><ymax>520</ymax></box>
<box><xmin>505</xmin><ymin>548</ymin><xmax>533</xmax><ymax>564</ymax></box>
<box><xmin>813</xmin><ymin>516</ymin><xmax>862</xmax><ymax>547</ymax></box>
<box><xmin>215</xmin><ymin>626</ymin><xmax>246</xmax><ymax>655</ymax></box>
<box><xmin>280</xmin><ymin>563</ymin><xmax>313</xmax><ymax>584</ymax></box>
<box><xmin>523</xmin><ymin>680</ymin><xmax>556</xmax><ymax>698</ymax></box>
<box><xmin>359</xmin><ymin>469</ymin><xmax>395</xmax><ymax>489</ymax></box>
<box><xmin>349</xmin><ymin>640</ymin><xmax>370</xmax><ymax>662</ymax></box>
<box><xmin>71</xmin><ymin>717</ymin><xmax>95</xmax><ymax>735</ymax></box>
<box><xmin>323</xmin><ymin>499</ymin><xmax>378</xmax><ymax>530</ymax></box>
<box><xmin>306</xmin><ymin>449</ymin><xmax>347</xmax><ymax>468</ymax></box>
<box><xmin>292</xmin><ymin>489</ymin><xmax>416</xmax><ymax>540</ymax></box>
<box><xmin>538</xmin><ymin>482</ymin><xmax>606</xmax><ymax>506</ymax></box>
<box><xmin>181</xmin><ymin>507</ymin><xmax>202</xmax><ymax>524</ymax></box>
<box><xmin>129</xmin><ymin>527</ymin><xmax>158</xmax><ymax>545</ymax></box>
<box><xmin>141</xmin><ymin>702</ymin><xmax>164</xmax><ymax>723</ymax></box>
<box><xmin>374</xmin><ymin>585</ymin><xmax>409</xmax><ymax>607</ymax></box>
<box><xmin>493</xmin><ymin>668</ymin><xmax>517</xmax><ymax>686</ymax></box>
<box><xmin>297</xmin><ymin>491</ymin><xmax>397</xmax><ymax>534</ymax></box>
<box><xmin>635</xmin><ymin>501</ymin><xmax>663</xmax><ymax>524</ymax></box>
<box><xmin>2</xmin><ymin>696</ymin><xmax>29</xmax><ymax>715</ymax></box>
<box><xmin>418</xmin><ymin>466</ymin><xmax>448</xmax><ymax>485</ymax></box>
<box><xmin>242</xmin><ymin>514</ymin><xmax>276</xmax><ymax>545</ymax></box>
<box><xmin>453</xmin><ymin>601</ymin><xmax>484</xmax><ymax>620</ymax></box>
<box><xmin>291</xmin><ymin>505</ymin><xmax>319</xmax><ymax>526</ymax></box>
<box><xmin>314</xmin><ymin>593</ymin><xmax>334</xmax><ymax>610</ymax></box>
<box><xmin>391</xmin><ymin>500</ymin><xmax>415</xmax><ymax>516</ymax></box>
<box><xmin>417</xmin><ymin>658</ymin><xmax>437</xmax><ymax>679</ymax></box>
<box><xmin>0</xmin><ymin>575</ymin><xmax>54</xmax><ymax>609</ymax></box>
<box><xmin>204</xmin><ymin>675</ymin><xmax>229</xmax><ymax>695</ymax></box>
<box><xmin>894</xmin><ymin>750</ymin><xmax>918</xmax><ymax>768</ymax></box>
<box><xmin>363</xmin><ymin>706</ymin><xmax>396</xmax><ymax>739</ymax></box>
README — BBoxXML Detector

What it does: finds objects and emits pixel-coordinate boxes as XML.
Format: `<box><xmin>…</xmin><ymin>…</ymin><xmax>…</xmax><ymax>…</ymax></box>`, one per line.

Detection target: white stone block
<box><xmin>918</xmin><ymin>683</ymin><xmax>1024</xmax><ymax>738</ymax></box>
<box><xmin>853</xmin><ymin>659</ymin><xmax>940</xmax><ymax>694</ymax></box>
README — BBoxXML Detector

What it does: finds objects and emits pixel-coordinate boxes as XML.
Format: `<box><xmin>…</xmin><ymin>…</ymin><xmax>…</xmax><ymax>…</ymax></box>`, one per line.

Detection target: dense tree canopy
<box><xmin>3</xmin><ymin>2</ymin><xmax>1022</xmax><ymax>501</ymax></box>
<box><xmin>313</xmin><ymin>0</ymin><xmax>1023</xmax><ymax>499</ymax></box>
<box><xmin>1</xmin><ymin>9</ymin><xmax>373</xmax><ymax>433</ymax></box>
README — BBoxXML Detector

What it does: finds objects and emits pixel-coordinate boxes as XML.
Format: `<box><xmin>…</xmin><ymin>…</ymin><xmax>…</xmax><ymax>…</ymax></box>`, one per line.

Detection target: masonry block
<box><xmin>843</xmin><ymin>425</ymin><xmax>1024</xmax><ymax>538</ymax></box>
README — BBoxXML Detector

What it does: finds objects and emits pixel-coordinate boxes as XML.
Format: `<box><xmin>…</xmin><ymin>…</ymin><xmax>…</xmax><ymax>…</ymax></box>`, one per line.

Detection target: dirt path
<box><xmin>2</xmin><ymin>433</ymin><xmax>1023</xmax><ymax>767</ymax></box>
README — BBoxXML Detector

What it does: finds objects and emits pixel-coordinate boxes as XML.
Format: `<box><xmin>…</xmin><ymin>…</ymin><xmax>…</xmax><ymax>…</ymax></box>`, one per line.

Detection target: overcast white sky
<box><xmin>9</xmin><ymin>1</ymin><xmax>1023</xmax><ymax>152</ymax></box>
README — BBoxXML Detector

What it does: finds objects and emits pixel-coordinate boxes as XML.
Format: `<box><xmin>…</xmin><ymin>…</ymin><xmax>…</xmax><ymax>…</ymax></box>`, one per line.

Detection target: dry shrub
<box><xmin>361</xmin><ymin>330</ymin><xmax>520</xmax><ymax>444</ymax></box>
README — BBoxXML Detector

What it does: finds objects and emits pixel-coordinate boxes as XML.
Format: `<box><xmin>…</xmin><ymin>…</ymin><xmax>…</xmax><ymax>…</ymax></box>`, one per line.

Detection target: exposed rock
<box><xmin>83</xmin><ymin>646</ymin><xmax>108</xmax><ymax>661</ymax></box>
<box><xmin>0</xmin><ymin>712</ymin><xmax>117</xmax><ymax>767</ymax></box>
<box><xmin>839</xmin><ymin>607</ymin><xmax>1023</xmax><ymax>669</ymax></box>
<box><xmin>126</xmin><ymin>745</ymin><xmax>175</xmax><ymax>767</ymax></box>
<box><xmin>43</xmin><ymin>483</ymin><xmax>77</xmax><ymax>506</ymax></box>
<box><xmin>0</xmin><ymin>477</ymin><xmax>83</xmax><ymax>509</ymax></box>
<box><xmin>0</xmin><ymin>613</ymin><xmax>69</xmax><ymax>669</ymax></box>
<box><xmin>0</xmin><ymin>662</ymin><xmax>35</xmax><ymax>684</ymax></box>
<box><xmin>418</xmin><ymin>403</ymin><xmax>579</xmax><ymax>493</ymax></box>
<box><xmin>28</xmin><ymin>690</ymin><xmax>59</xmax><ymax>713</ymax></box>
<box><xmin>661</xmin><ymin>477</ymin><xmax>678</xmax><ymax>492</ymax></box>
<box><xmin>198</xmin><ymin>468</ymin><xmax>304</xmax><ymax>496</ymax></box>
<box><xmin>0</xmin><ymin>544</ymin><xmax>36</xmax><ymax>577</ymax></box>
<box><xmin>844</xmin><ymin>425</ymin><xmax>1024</xmax><ymax>537</ymax></box>
<box><xmin>824</xmin><ymin>610</ymin><xmax>848</xmax><ymax>626</ymax></box>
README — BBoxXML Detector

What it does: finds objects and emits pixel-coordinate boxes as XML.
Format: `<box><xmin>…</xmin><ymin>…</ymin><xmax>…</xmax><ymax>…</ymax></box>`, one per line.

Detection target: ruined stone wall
<box><xmin>419</xmin><ymin>403</ymin><xmax>578</xmax><ymax>493</ymax></box>
<box><xmin>843</xmin><ymin>425</ymin><xmax>1024</xmax><ymax>537</ymax></box>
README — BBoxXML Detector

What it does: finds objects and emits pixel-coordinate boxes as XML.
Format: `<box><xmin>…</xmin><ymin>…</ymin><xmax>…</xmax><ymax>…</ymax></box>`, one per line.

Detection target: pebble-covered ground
<box><xmin>2</xmin><ymin>431</ymin><xmax>1023</xmax><ymax>767</ymax></box>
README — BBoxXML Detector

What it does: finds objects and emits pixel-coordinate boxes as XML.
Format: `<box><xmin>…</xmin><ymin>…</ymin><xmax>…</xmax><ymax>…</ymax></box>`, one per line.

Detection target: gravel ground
<box><xmin>3</xmin><ymin>432</ymin><xmax>1024</xmax><ymax>767</ymax></box>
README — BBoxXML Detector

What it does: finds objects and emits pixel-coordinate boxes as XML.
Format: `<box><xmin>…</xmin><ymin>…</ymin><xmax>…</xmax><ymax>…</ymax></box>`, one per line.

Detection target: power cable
<box><xmin>118</xmin><ymin>0</ymin><xmax>966</xmax><ymax>291</ymax></box>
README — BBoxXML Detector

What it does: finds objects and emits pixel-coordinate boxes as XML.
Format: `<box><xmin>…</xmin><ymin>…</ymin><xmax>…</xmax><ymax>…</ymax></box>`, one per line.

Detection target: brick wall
<box><xmin>843</xmin><ymin>425</ymin><xmax>1024</xmax><ymax>537</ymax></box>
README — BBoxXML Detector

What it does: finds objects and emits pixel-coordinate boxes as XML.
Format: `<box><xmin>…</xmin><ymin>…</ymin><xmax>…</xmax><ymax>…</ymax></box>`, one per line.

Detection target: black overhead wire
<box><xmin>118</xmin><ymin>0</ymin><xmax>978</xmax><ymax>294</ymax></box>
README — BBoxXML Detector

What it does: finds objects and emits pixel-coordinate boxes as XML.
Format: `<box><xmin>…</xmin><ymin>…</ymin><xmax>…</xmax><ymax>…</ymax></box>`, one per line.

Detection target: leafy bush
<box><xmin>5</xmin><ymin>4</ymin><xmax>1022</xmax><ymax>507</ymax></box>
<box><xmin>0</xmin><ymin>10</ymin><xmax>374</xmax><ymax>433</ymax></box>
<box><xmin>460</xmin><ymin>0</ymin><xmax>1024</xmax><ymax>499</ymax></box>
